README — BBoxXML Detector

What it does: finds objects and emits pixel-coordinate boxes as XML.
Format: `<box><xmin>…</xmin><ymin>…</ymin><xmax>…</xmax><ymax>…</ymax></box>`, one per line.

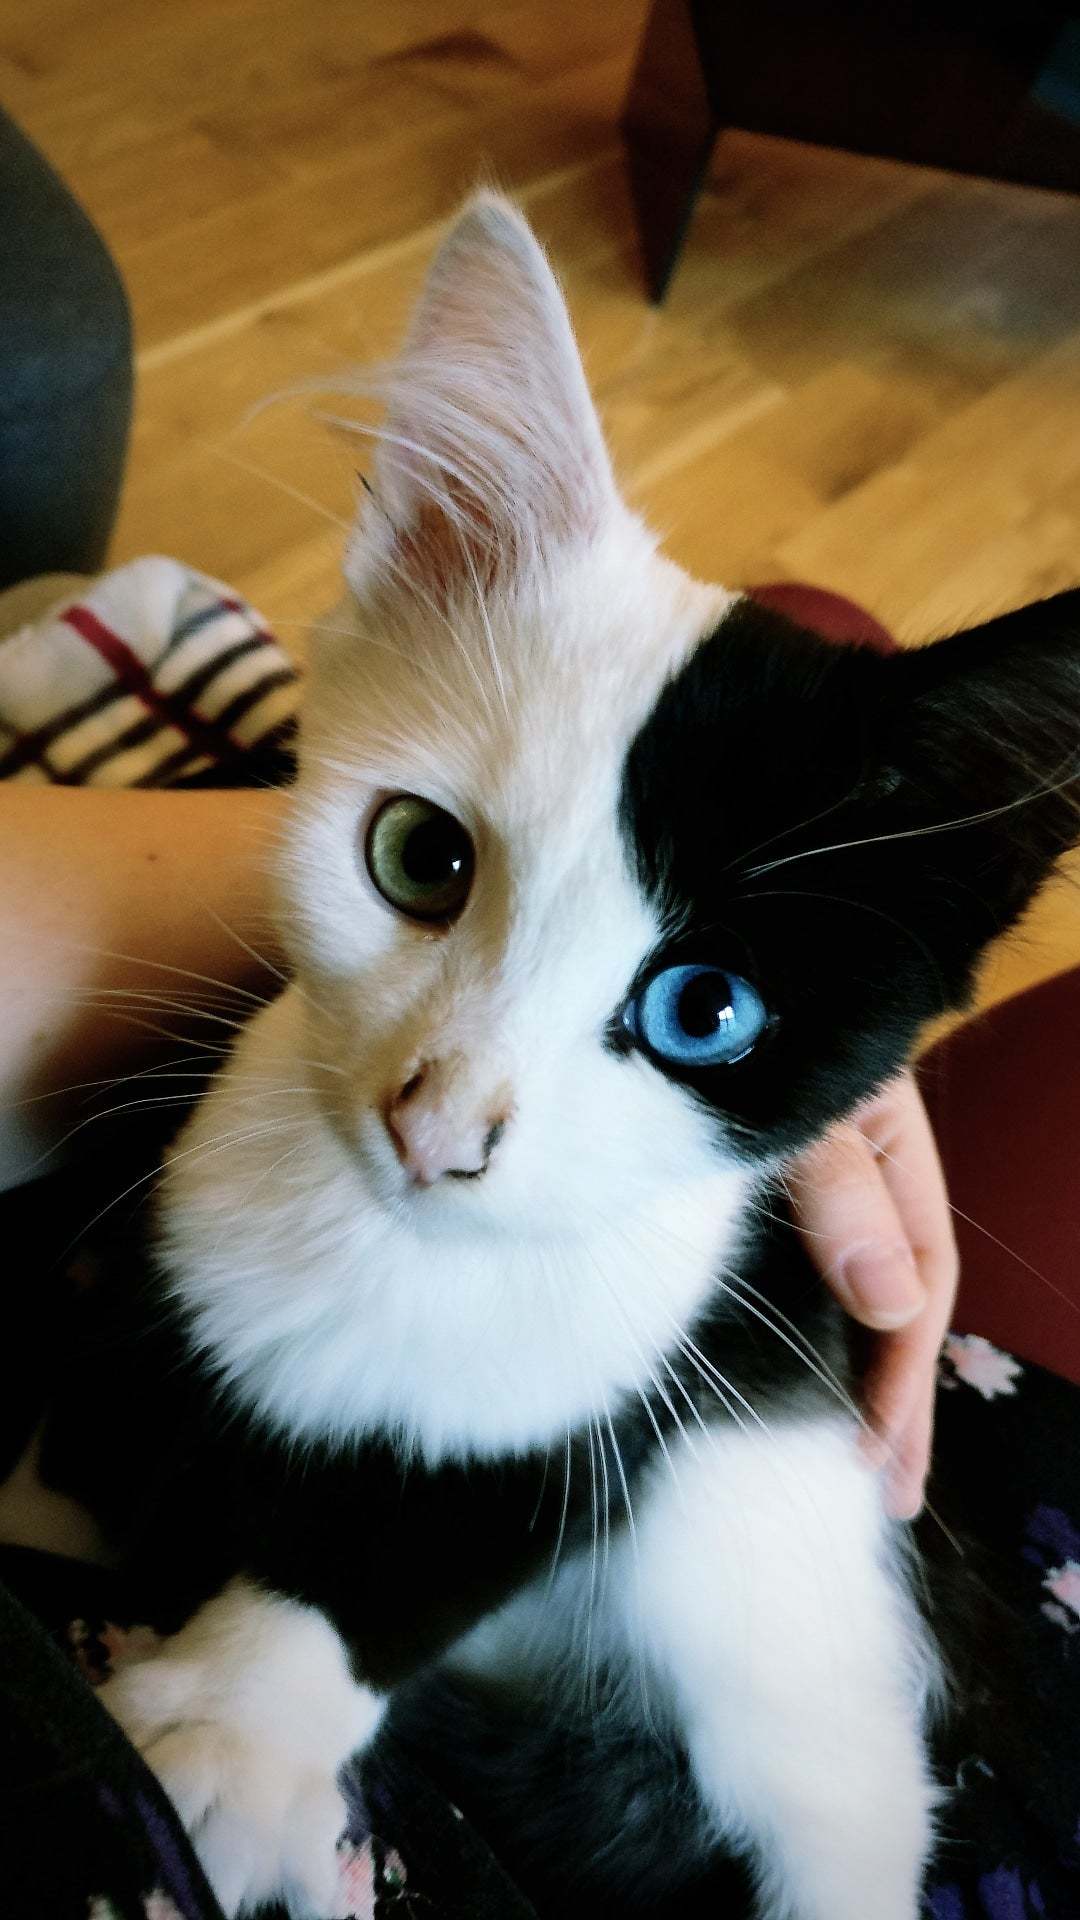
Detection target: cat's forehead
<box><xmin>316</xmin><ymin>534</ymin><xmax>734</xmax><ymax>835</ymax></box>
<box><xmin>621</xmin><ymin>598</ymin><xmax>877</xmax><ymax>917</ymax></box>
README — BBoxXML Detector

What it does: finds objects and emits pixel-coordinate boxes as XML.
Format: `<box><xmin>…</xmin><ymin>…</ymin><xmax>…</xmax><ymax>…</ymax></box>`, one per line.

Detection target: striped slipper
<box><xmin>0</xmin><ymin>556</ymin><xmax>298</xmax><ymax>789</ymax></box>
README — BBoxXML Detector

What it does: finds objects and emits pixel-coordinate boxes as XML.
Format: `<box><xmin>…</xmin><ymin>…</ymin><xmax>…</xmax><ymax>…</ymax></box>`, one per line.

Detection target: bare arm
<box><xmin>0</xmin><ymin>786</ymin><xmax>287</xmax><ymax>1190</ymax></box>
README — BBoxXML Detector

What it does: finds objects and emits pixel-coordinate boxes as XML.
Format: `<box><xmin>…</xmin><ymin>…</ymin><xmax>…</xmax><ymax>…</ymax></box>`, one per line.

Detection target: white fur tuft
<box><xmin>100</xmin><ymin>1578</ymin><xmax>382</xmax><ymax>1918</ymax></box>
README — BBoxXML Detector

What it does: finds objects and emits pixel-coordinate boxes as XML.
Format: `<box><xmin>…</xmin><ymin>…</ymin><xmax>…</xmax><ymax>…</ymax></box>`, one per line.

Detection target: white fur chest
<box><xmin>455</xmin><ymin>1416</ymin><xmax>942</xmax><ymax>1920</ymax></box>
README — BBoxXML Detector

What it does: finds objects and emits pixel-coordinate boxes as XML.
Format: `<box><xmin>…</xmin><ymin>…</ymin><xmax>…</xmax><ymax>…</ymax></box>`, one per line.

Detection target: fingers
<box><xmin>856</xmin><ymin>1073</ymin><xmax>958</xmax><ymax>1515</ymax></box>
<box><xmin>887</xmin><ymin>1368</ymin><xmax>938</xmax><ymax>1523</ymax></box>
<box><xmin>787</xmin><ymin>1119</ymin><xmax>925</xmax><ymax>1332</ymax></box>
<box><xmin>790</xmin><ymin>1071</ymin><xmax>959</xmax><ymax>1518</ymax></box>
<box><xmin>857</xmin><ymin>1071</ymin><xmax>959</xmax><ymax>1333</ymax></box>
<box><xmin>858</xmin><ymin>1289</ymin><xmax>943</xmax><ymax>1519</ymax></box>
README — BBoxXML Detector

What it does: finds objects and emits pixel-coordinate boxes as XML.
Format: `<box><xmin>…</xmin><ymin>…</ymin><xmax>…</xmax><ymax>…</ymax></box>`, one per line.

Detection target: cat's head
<box><xmin>168</xmin><ymin>194</ymin><xmax>1080</xmax><ymax>1456</ymax></box>
<box><xmin>280</xmin><ymin>193</ymin><xmax>1080</xmax><ymax>1233</ymax></box>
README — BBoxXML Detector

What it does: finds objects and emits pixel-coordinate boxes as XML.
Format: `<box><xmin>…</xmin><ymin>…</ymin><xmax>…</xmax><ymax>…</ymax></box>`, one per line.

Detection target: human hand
<box><xmin>787</xmin><ymin>1070</ymin><xmax>958</xmax><ymax>1520</ymax></box>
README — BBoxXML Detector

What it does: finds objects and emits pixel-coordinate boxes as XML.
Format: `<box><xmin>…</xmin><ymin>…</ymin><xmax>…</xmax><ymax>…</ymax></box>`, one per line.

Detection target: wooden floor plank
<box><xmin>6</xmin><ymin>0</ymin><xmax>1079</xmax><ymax>1008</ymax></box>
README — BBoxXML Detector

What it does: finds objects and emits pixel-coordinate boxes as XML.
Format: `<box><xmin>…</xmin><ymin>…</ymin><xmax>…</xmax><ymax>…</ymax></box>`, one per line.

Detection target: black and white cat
<box><xmin>44</xmin><ymin>196</ymin><xmax>1080</xmax><ymax>1919</ymax></box>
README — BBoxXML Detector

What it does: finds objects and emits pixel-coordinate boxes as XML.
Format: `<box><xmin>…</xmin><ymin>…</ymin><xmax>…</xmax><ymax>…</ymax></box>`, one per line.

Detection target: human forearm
<box><xmin>0</xmin><ymin>786</ymin><xmax>287</xmax><ymax>1189</ymax></box>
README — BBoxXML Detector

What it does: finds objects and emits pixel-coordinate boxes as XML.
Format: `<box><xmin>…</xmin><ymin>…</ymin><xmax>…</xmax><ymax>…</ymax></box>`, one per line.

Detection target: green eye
<box><xmin>365</xmin><ymin>794</ymin><xmax>474</xmax><ymax>923</ymax></box>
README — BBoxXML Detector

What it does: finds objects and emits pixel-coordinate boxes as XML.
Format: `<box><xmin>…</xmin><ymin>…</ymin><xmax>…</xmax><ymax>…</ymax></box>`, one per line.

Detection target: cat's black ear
<box><xmin>346</xmin><ymin>193</ymin><xmax>617</xmax><ymax>602</ymax></box>
<box><xmin>876</xmin><ymin>588</ymin><xmax>1080</xmax><ymax>991</ymax></box>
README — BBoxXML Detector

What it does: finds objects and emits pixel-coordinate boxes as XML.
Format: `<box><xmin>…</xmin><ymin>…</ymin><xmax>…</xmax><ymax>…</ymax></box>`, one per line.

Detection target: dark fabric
<box><xmin>5</xmin><ymin>1338</ymin><xmax>1080</xmax><ymax>1918</ymax></box>
<box><xmin>0</xmin><ymin>1563</ymin><xmax>226</xmax><ymax>1920</ymax></box>
<box><xmin>0</xmin><ymin>111</ymin><xmax>132</xmax><ymax>588</ymax></box>
<box><xmin>0</xmin><ymin>1539</ymin><xmax>538</xmax><ymax>1920</ymax></box>
<box><xmin>922</xmin><ymin>1346</ymin><xmax>1080</xmax><ymax>1920</ymax></box>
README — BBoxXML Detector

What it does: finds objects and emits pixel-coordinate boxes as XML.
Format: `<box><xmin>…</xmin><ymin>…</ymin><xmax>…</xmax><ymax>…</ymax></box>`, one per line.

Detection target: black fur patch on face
<box><xmin>619</xmin><ymin>592</ymin><xmax>1080</xmax><ymax>1159</ymax></box>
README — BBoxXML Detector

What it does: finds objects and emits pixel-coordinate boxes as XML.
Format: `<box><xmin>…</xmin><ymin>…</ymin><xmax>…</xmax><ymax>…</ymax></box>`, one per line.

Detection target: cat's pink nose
<box><xmin>384</xmin><ymin>1060</ymin><xmax>510</xmax><ymax>1187</ymax></box>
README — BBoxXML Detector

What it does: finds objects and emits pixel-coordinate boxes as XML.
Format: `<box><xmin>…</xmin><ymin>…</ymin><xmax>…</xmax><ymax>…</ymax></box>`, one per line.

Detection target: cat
<box><xmin>38</xmin><ymin>193</ymin><xmax>1080</xmax><ymax>1920</ymax></box>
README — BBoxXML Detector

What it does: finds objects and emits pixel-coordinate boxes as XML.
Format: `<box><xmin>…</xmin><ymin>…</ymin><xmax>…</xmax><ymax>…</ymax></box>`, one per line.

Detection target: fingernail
<box><xmin>885</xmin><ymin>1473</ymin><xmax>925</xmax><ymax>1522</ymax></box>
<box><xmin>832</xmin><ymin>1242</ymin><xmax>924</xmax><ymax>1330</ymax></box>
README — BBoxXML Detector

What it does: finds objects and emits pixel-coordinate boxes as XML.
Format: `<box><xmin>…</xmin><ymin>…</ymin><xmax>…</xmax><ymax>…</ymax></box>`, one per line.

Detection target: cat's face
<box><xmin>165</xmin><ymin>196</ymin><xmax>1079</xmax><ymax>1459</ymax></box>
<box><xmin>282</xmin><ymin>534</ymin><xmax>745</xmax><ymax>1243</ymax></box>
<box><xmin>278</xmin><ymin>195</ymin><xmax>1079</xmax><ymax>1242</ymax></box>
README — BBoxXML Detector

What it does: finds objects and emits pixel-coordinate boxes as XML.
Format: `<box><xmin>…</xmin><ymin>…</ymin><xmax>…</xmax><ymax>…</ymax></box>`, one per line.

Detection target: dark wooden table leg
<box><xmin>621</xmin><ymin>0</ymin><xmax>717</xmax><ymax>302</ymax></box>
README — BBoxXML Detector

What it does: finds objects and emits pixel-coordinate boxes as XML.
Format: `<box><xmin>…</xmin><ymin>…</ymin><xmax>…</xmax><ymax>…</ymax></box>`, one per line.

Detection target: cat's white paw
<box><xmin>101</xmin><ymin>1673</ymin><xmax>345</xmax><ymax>1916</ymax></box>
<box><xmin>98</xmin><ymin>1579</ymin><xmax>382</xmax><ymax>1918</ymax></box>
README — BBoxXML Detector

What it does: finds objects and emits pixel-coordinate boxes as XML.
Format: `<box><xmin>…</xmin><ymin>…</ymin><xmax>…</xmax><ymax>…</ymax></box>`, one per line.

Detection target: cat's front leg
<box><xmin>632</xmin><ymin>1419</ymin><xmax>940</xmax><ymax>1920</ymax></box>
<box><xmin>98</xmin><ymin>1576</ymin><xmax>383</xmax><ymax>1918</ymax></box>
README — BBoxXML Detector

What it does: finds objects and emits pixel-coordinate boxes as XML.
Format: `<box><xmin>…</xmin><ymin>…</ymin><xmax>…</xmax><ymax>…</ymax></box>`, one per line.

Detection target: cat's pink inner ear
<box><xmin>358</xmin><ymin>194</ymin><xmax>616</xmax><ymax>598</ymax></box>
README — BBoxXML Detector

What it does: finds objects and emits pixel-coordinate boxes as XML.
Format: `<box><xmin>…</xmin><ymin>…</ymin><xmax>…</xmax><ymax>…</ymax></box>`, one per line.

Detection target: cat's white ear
<box><xmin>347</xmin><ymin>193</ymin><xmax>617</xmax><ymax>600</ymax></box>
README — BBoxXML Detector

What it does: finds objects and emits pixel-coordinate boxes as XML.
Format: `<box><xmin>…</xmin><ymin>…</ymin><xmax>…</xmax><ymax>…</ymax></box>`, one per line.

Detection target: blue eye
<box><xmin>625</xmin><ymin>965</ymin><xmax>767</xmax><ymax>1068</ymax></box>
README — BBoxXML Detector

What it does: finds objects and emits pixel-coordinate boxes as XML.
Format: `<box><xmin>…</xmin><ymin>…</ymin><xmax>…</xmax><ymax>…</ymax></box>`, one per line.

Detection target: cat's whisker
<box><xmin>574</xmin><ymin>1242</ymin><xmax>692</xmax><ymax>1508</ymax></box>
<box><xmin>2</xmin><ymin>1054</ymin><xmax>224</xmax><ymax>1113</ymax></box>
<box><xmin>582</xmin><ymin>1417</ymin><xmax>600</xmax><ymax>1710</ymax></box>
<box><xmin>712</xmin><ymin>1270</ymin><xmax>866</xmax><ymax>1428</ymax></box>
<box><xmin>743</xmin><ymin>753</ymin><xmax>1080</xmax><ymax>880</ymax></box>
<box><xmin>715</xmin><ymin>1265</ymin><xmax>858</xmax><ymax>1413</ymax></box>
<box><xmin>869</xmin><ymin>1138</ymin><xmax>1080</xmax><ymax>1321</ymax></box>
<box><xmin>66</xmin><ymin>990</ymin><xmax>257</xmax><ymax>1032</ymax></box>
<box><xmin>618</xmin><ymin>1213</ymin><xmax>960</xmax><ymax>1559</ymax></box>
<box><xmin>604</xmin><ymin>1204</ymin><xmax>906</xmax><ymax>1550</ymax></box>
<box><xmin>22</xmin><ymin>1089</ymin><xmax>224</xmax><ymax>1169</ymax></box>
<box><xmin>62</xmin><ymin>943</ymin><xmax>278</xmax><ymax>1008</ymax></box>
<box><xmin>200</xmin><ymin>908</ymin><xmax>293</xmax><ymax>996</ymax></box>
<box><xmin>594</xmin><ymin>1412</ymin><xmax>612</xmax><ymax>1616</ymax></box>
<box><xmin>726</xmin><ymin>784</ymin><xmax>856</xmax><ymax>876</ymax></box>
<box><xmin>203</xmin><ymin>436</ymin><xmax>352</xmax><ymax>534</ymax></box>
<box><xmin>58</xmin><ymin>1118</ymin><xmax>301</xmax><ymax>1265</ymax></box>
<box><xmin>773</xmin><ymin>1166</ymin><xmax>798</xmax><ymax>1210</ymax></box>
<box><xmin>598</xmin><ymin>1392</ymin><xmax>655</xmax><ymax>1731</ymax></box>
<box><xmin>747</xmin><ymin>1196</ymin><xmax>816</xmax><ymax>1239</ymax></box>
<box><xmin>609</xmin><ymin>1202</ymin><xmax>867</xmax><ymax>1434</ymax></box>
<box><xmin>660</xmin><ymin>1324</ymin><xmax>865</xmax><ymax>1622</ymax></box>
<box><xmin>738</xmin><ymin>886</ymin><xmax>947</xmax><ymax>1000</ymax></box>
<box><xmin>664</xmin><ymin>1324</ymin><xmax>758</xmax><ymax>1439</ymax></box>
<box><xmin>651</xmin><ymin>1340</ymin><xmax>746</xmax><ymax>1465</ymax></box>
<box><xmin>543</xmin><ymin>1430</ymin><xmax>575</xmax><ymax>1593</ymax></box>
<box><xmin>52</xmin><ymin>1005</ymin><xmax>236</xmax><ymax>1054</ymax></box>
<box><xmin>207</xmin><ymin>1132</ymin><xmax>313</xmax><ymax>1260</ymax></box>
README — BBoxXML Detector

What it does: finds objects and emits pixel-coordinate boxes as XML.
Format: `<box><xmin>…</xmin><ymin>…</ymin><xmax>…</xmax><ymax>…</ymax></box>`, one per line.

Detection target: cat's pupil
<box><xmin>677</xmin><ymin>971</ymin><xmax>735</xmax><ymax>1039</ymax></box>
<box><xmin>403</xmin><ymin>816</ymin><xmax>468</xmax><ymax>887</ymax></box>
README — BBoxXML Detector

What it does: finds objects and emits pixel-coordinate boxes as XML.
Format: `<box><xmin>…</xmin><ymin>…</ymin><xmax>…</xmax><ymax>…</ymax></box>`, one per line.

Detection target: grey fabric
<box><xmin>0</xmin><ymin>111</ymin><xmax>132</xmax><ymax>589</ymax></box>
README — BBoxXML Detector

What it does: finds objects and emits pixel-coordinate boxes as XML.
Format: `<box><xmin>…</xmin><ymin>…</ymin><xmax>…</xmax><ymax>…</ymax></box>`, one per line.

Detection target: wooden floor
<box><xmin>5</xmin><ymin>0</ymin><xmax>1080</xmax><ymax>1013</ymax></box>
